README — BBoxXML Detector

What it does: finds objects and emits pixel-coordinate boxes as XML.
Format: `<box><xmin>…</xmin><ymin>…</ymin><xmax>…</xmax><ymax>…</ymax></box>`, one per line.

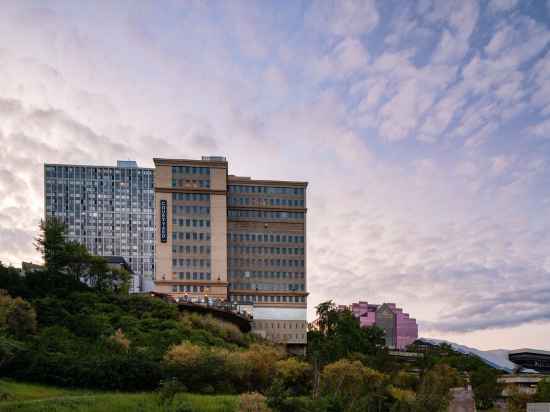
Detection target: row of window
<box><xmin>172</xmin><ymin>284</ymin><xmax>207</xmax><ymax>293</ymax></box>
<box><xmin>230</xmin><ymin>295</ymin><xmax>306</xmax><ymax>303</ymax></box>
<box><xmin>229</xmin><ymin>246</ymin><xmax>304</xmax><ymax>255</ymax></box>
<box><xmin>46</xmin><ymin>181</ymin><xmax>155</xmax><ymax>193</ymax></box>
<box><xmin>172</xmin><ymin>179</ymin><xmax>210</xmax><ymax>188</ymax></box>
<box><xmin>265</xmin><ymin>333</ymin><xmax>306</xmax><ymax>342</ymax></box>
<box><xmin>229</xmin><ymin>270</ymin><xmax>305</xmax><ymax>279</ymax></box>
<box><xmin>228</xmin><ymin>232</ymin><xmax>304</xmax><ymax>243</ymax></box>
<box><xmin>172</xmin><ymin>245</ymin><xmax>211</xmax><ymax>254</ymax></box>
<box><xmin>172</xmin><ymin>166</ymin><xmax>210</xmax><ymax>175</ymax></box>
<box><xmin>229</xmin><ymin>185</ymin><xmax>304</xmax><ymax>195</ymax></box>
<box><xmin>45</xmin><ymin>166</ymin><xmax>153</xmax><ymax>179</ymax></box>
<box><xmin>172</xmin><ymin>258</ymin><xmax>211</xmax><ymax>268</ymax></box>
<box><xmin>229</xmin><ymin>258</ymin><xmax>305</xmax><ymax>267</ymax></box>
<box><xmin>172</xmin><ymin>219</ymin><xmax>211</xmax><ymax>228</ymax></box>
<box><xmin>173</xmin><ymin>193</ymin><xmax>210</xmax><ymax>201</ymax></box>
<box><xmin>47</xmin><ymin>204</ymin><xmax>153</xmax><ymax>214</ymax></box>
<box><xmin>173</xmin><ymin>272</ymin><xmax>212</xmax><ymax>280</ymax></box>
<box><xmin>229</xmin><ymin>197</ymin><xmax>304</xmax><ymax>207</ymax></box>
<box><xmin>172</xmin><ymin>232</ymin><xmax>211</xmax><ymax>241</ymax></box>
<box><xmin>228</xmin><ymin>210</ymin><xmax>304</xmax><ymax>220</ymax></box>
<box><xmin>254</xmin><ymin>321</ymin><xmax>306</xmax><ymax>330</ymax></box>
<box><xmin>173</xmin><ymin>206</ymin><xmax>210</xmax><ymax>215</ymax></box>
<box><xmin>231</xmin><ymin>283</ymin><xmax>305</xmax><ymax>292</ymax></box>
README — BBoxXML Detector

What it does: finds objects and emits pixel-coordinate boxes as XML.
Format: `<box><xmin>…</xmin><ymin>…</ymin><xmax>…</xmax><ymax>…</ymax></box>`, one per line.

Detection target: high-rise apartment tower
<box><xmin>44</xmin><ymin>161</ymin><xmax>155</xmax><ymax>291</ymax></box>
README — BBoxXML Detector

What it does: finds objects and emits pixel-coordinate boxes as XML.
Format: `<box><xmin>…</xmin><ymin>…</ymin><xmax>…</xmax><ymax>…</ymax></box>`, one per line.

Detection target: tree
<box><xmin>274</xmin><ymin>357</ymin><xmax>312</xmax><ymax>395</ymax></box>
<box><xmin>470</xmin><ymin>367</ymin><xmax>501</xmax><ymax>410</ymax></box>
<box><xmin>320</xmin><ymin>359</ymin><xmax>386</xmax><ymax>411</ymax></box>
<box><xmin>414</xmin><ymin>364</ymin><xmax>462</xmax><ymax>412</ymax></box>
<box><xmin>33</xmin><ymin>218</ymin><xmax>129</xmax><ymax>294</ymax></box>
<box><xmin>308</xmin><ymin>301</ymin><xmax>386</xmax><ymax>367</ymax></box>
<box><xmin>6</xmin><ymin>297</ymin><xmax>37</xmax><ymax>339</ymax></box>
<box><xmin>63</xmin><ymin>241</ymin><xmax>92</xmax><ymax>282</ymax></box>
<box><xmin>35</xmin><ymin>217</ymin><xmax>68</xmax><ymax>271</ymax></box>
<box><xmin>536</xmin><ymin>377</ymin><xmax>550</xmax><ymax>402</ymax></box>
<box><xmin>0</xmin><ymin>263</ymin><xmax>29</xmax><ymax>299</ymax></box>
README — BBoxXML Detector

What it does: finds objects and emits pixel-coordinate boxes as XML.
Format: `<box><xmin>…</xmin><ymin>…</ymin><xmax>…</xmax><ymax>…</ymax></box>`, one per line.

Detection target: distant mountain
<box><xmin>418</xmin><ymin>338</ymin><xmax>519</xmax><ymax>373</ymax></box>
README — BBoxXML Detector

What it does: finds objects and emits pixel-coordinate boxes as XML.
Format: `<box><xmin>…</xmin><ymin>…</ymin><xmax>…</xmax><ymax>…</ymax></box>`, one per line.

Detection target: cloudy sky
<box><xmin>1</xmin><ymin>0</ymin><xmax>550</xmax><ymax>350</ymax></box>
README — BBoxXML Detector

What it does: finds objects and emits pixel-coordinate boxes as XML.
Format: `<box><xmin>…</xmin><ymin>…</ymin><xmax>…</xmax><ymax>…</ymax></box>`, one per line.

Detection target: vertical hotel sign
<box><xmin>160</xmin><ymin>199</ymin><xmax>168</xmax><ymax>243</ymax></box>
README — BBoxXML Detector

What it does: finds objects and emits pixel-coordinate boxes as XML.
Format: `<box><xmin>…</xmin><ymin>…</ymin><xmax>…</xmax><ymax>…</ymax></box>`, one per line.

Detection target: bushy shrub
<box><xmin>164</xmin><ymin>341</ymin><xmax>285</xmax><ymax>393</ymax></box>
<box><xmin>107</xmin><ymin>328</ymin><xmax>130</xmax><ymax>351</ymax></box>
<box><xmin>157</xmin><ymin>378</ymin><xmax>187</xmax><ymax>405</ymax></box>
<box><xmin>238</xmin><ymin>392</ymin><xmax>272</xmax><ymax>412</ymax></box>
<box><xmin>274</xmin><ymin>358</ymin><xmax>312</xmax><ymax>394</ymax></box>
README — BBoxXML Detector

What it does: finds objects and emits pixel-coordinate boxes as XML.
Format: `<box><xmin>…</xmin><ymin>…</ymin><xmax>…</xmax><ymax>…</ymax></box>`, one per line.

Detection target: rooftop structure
<box><xmin>509</xmin><ymin>349</ymin><xmax>550</xmax><ymax>374</ymax></box>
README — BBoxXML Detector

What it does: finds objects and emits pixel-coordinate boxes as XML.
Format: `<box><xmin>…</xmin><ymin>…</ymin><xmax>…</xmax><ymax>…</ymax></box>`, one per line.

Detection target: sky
<box><xmin>1</xmin><ymin>0</ymin><xmax>550</xmax><ymax>351</ymax></box>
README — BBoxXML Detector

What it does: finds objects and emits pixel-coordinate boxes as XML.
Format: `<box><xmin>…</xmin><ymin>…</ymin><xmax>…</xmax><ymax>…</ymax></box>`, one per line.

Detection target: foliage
<box><xmin>0</xmin><ymin>379</ymin><xmax>238</xmax><ymax>411</ymax></box>
<box><xmin>6</xmin><ymin>297</ymin><xmax>37</xmax><ymax>339</ymax></box>
<box><xmin>157</xmin><ymin>378</ymin><xmax>188</xmax><ymax>405</ymax></box>
<box><xmin>164</xmin><ymin>341</ymin><xmax>284</xmax><ymax>393</ymax></box>
<box><xmin>274</xmin><ymin>358</ymin><xmax>312</xmax><ymax>395</ymax></box>
<box><xmin>238</xmin><ymin>392</ymin><xmax>272</xmax><ymax>412</ymax></box>
<box><xmin>108</xmin><ymin>328</ymin><xmax>130</xmax><ymax>352</ymax></box>
<box><xmin>536</xmin><ymin>377</ymin><xmax>550</xmax><ymax>402</ymax></box>
<box><xmin>34</xmin><ymin>217</ymin><xmax>68</xmax><ymax>273</ymax></box>
<box><xmin>32</xmin><ymin>218</ymin><xmax>130</xmax><ymax>295</ymax></box>
<box><xmin>505</xmin><ymin>384</ymin><xmax>532</xmax><ymax>412</ymax></box>
<box><xmin>413</xmin><ymin>364</ymin><xmax>462</xmax><ymax>412</ymax></box>
<box><xmin>470</xmin><ymin>366</ymin><xmax>501</xmax><ymax>410</ymax></box>
<box><xmin>320</xmin><ymin>359</ymin><xmax>386</xmax><ymax>407</ymax></box>
<box><xmin>308</xmin><ymin>300</ymin><xmax>386</xmax><ymax>367</ymax></box>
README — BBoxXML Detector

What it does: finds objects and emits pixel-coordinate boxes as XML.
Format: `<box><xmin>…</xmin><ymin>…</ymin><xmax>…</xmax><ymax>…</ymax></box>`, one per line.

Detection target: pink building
<box><xmin>349</xmin><ymin>301</ymin><xmax>418</xmax><ymax>350</ymax></box>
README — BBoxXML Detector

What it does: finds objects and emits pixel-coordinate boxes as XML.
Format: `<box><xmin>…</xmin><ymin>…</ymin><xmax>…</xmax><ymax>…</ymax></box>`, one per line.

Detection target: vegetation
<box><xmin>0</xmin><ymin>379</ymin><xmax>237</xmax><ymax>412</ymax></box>
<box><xmin>0</xmin><ymin>218</ymin><xmax>509</xmax><ymax>411</ymax></box>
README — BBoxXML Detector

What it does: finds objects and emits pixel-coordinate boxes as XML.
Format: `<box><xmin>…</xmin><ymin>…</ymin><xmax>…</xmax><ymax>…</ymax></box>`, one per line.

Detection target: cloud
<box><xmin>485</xmin><ymin>17</ymin><xmax>550</xmax><ymax>69</ymax></box>
<box><xmin>306</xmin><ymin>0</ymin><xmax>379</xmax><ymax>36</ymax></box>
<box><xmin>528</xmin><ymin>118</ymin><xmax>550</xmax><ymax>138</ymax></box>
<box><xmin>426</xmin><ymin>283</ymin><xmax>550</xmax><ymax>333</ymax></box>
<box><xmin>487</xmin><ymin>0</ymin><xmax>519</xmax><ymax>14</ymax></box>
<box><xmin>1</xmin><ymin>0</ymin><xmax>550</xmax><ymax>350</ymax></box>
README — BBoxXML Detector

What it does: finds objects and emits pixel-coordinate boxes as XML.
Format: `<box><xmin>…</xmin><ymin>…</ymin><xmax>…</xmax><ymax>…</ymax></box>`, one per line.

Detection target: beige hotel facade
<box><xmin>154</xmin><ymin>157</ymin><xmax>308</xmax><ymax>349</ymax></box>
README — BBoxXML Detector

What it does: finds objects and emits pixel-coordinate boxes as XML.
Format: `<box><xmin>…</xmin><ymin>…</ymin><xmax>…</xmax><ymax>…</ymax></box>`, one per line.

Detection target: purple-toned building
<box><xmin>349</xmin><ymin>301</ymin><xmax>418</xmax><ymax>350</ymax></box>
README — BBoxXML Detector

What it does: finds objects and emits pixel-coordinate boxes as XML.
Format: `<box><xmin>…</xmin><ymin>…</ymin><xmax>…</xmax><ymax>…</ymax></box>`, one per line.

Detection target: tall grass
<box><xmin>0</xmin><ymin>380</ymin><xmax>237</xmax><ymax>412</ymax></box>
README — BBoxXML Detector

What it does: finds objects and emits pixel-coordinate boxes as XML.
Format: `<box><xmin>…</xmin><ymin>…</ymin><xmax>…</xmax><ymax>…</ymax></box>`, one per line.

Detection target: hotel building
<box><xmin>350</xmin><ymin>301</ymin><xmax>418</xmax><ymax>349</ymax></box>
<box><xmin>44</xmin><ymin>161</ymin><xmax>155</xmax><ymax>292</ymax></box>
<box><xmin>153</xmin><ymin>157</ymin><xmax>308</xmax><ymax>349</ymax></box>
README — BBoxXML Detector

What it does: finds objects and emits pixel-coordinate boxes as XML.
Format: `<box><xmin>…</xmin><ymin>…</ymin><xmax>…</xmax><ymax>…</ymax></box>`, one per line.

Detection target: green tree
<box><xmin>33</xmin><ymin>218</ymin><xmax>129</xmax><ymax>294</ymax></box>
<box><xmin>308</xmin><ymin>301</ymin><xmax>386</xmax><ymax>366</ymax></box>
<box><xmin>470</xmin><ymin>367</ymin><xmax>501</xmax><ymax>410</ymax></box>
<box><xmin>6</xmin><ymin>297</ymin><xmax>37</xmax><ymax>339</ymax></box>
<box><xmin>0</xmin><ymin>263</ymin><xmax>29</xmax><ymax>299</ymax></box>
<box><xmin>536</xmin><ymin>377</ymin><xmax>550</xmax><ymax>402</ymax></box>
<box><xmin>35</xmin><ymin>217</ymin><xmax>68</xmax><ymax>272</ymax></box>
<box><xmin>414</xmin><ymin>364</ymin><xmax>461</xmax><ymax>412</ymax></box>
<box><xmin>320</xmin><ymin>358</ymin><xmax>386</xmax><ymax>411</ymax></box>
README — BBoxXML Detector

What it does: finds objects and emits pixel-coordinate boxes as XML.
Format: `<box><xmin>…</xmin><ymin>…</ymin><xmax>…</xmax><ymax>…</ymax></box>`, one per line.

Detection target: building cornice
<box><xmin>154</xmin><ymin>158</ymin><xmax>228</xmax><ymax>168</ymax></box>
<box><xmin>228</xmin><ymin>205</ymin><xmax>307</xmax><ymax>213</ymax></box>
<box><xmin>155</xmin><ymin>280</ymin><xmax>230</xmax><ymax>287</ymax></box>
<box><xmin>228</xmin><ymin>176</ymin><xmax>308</xmax><ymax>187</ymax></box>
<box><xmin>155</xmin><ymin>187</ymin><xmax>227</xmax><ymax>195</ymax></box>
<box><xmin>229</xmin><ymin>290</ymin><xmax>309</xmax><ymax>296</ymax></box>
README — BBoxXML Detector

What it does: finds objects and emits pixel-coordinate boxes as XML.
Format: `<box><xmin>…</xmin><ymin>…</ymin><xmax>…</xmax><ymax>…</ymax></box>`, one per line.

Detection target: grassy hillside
<box><xmin>0</xmin><ymin>379</ymin><xmax>237</xmax><ymax>412</ymax></box>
